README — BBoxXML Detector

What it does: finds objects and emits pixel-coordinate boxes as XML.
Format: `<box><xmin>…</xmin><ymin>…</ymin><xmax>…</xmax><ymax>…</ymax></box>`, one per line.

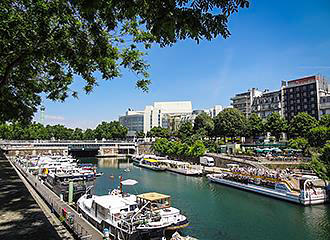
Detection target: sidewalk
<box><xmin>0</xmin><ymin>154</ymin><xmax>62</xmax><ymax>240</ymax></box>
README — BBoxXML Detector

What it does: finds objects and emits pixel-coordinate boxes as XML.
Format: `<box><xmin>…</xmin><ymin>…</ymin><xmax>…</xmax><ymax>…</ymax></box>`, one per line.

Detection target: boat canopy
<box><xmin>144</xmin><ymin>158</ymin><xmax>158</xmax><ymax>163</ymax></box>
<box><xmin>137</xmin><ymin>192</ymin><xmax>170</xmax><ymax>201</ymax></box>
<box><xmin>136</xmin><ymin>192</ymin><xmax>171</xmax><ymax>210</ymax></box>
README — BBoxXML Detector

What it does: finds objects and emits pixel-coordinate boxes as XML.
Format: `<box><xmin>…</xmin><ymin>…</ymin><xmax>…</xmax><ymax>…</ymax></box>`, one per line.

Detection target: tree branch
<box><xmin>0</xmin><ymin>54</ymin><xmax>25</xmax><ymax>88</ymax></box>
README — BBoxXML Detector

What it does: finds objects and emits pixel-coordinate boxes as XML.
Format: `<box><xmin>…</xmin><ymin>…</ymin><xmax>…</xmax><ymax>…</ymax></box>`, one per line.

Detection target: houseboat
<box><xmin>77</xmin><ymin>179</ymin><xmax>188</xmax><ymax>240</ymax></box>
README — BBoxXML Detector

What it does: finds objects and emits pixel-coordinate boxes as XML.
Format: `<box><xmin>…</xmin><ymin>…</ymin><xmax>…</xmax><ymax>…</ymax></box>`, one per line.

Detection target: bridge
<box><xmin>0</xmin><ymin>140</ymin><xmax>136</xmax><ymax>157</ymax></box>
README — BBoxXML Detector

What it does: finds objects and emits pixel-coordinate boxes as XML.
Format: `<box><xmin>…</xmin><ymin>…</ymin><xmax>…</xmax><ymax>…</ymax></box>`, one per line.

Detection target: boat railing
<box><xmin>112</xmin><ymin>215</ymin><xmax>134</xmax><ymax>234</ymax></box>
<box><xmin>112</xmin><ymin>210</ymin><xmax>159</xmax><ymax>234</ymax></box>
<box><xmin>226</xmin><ymin>171</ymin><xmax>301</xmax><ymax>193</ymax></box>
<box><xmin>228</xmin><ymin>171</ymin><xmax>282</xmax><ymax>183</ymax></box>
<box><xmin>131</xmin><ymin>201</ymin><xmax>150</xmax><ymax>225</ymax></box>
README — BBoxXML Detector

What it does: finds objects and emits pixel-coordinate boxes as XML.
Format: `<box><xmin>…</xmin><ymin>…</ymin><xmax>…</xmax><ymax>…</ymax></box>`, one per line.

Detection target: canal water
<box><xmin>83</xmin><ymin>157</ymin><xmax>330</xmax><ymax>240</ymax></box>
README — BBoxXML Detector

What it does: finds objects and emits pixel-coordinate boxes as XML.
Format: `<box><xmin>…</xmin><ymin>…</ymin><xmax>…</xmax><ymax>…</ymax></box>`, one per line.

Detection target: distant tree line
<box><xmin>0</xmin><ymin>121</ymin><xmax>128</xmax><ymax>140</ymax></box>
<box><xmin>145</xmin><ymin>109</ymin><xmax>330</xmax><ymax>147</ymax></box>
<box><xmin>147</xmin><ymin>109</ymin><xmax>330</xmax><ymax>179</ymax></box>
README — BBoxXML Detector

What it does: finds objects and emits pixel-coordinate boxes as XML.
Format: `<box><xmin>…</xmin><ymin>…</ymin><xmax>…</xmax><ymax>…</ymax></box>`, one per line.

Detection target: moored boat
<box><xmin>77</xmin><ymin>179</ymin><xmax>188</xmax><ymax>240</ymax></box>
<box><xmin>161</xmin><ymin>160</ymin><xmax>202</xmax><ymax>176</ymax></box>
<box><xmin>135</xmin><ymin>156</ymin><xmax>166</xmax><ymax>171</ymax></box>
<box><xmin>207</xmin><ymin>171</ymin><xmax>328</xmax><ymax>205</ymax></box>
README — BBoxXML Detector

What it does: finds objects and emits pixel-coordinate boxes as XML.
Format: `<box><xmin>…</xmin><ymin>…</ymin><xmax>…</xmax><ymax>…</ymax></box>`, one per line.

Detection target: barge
<box><xmin>207</xmin><ymin>171</ymin><xmax>328</xmax><ymax>205</ymax></box>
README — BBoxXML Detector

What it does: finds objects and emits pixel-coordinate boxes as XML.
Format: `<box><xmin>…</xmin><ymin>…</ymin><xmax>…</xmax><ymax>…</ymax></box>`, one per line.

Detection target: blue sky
<box><xmin>36</xmin><ymin>0</ymin><xmax>330</xmax><ymax>129</ymax></box>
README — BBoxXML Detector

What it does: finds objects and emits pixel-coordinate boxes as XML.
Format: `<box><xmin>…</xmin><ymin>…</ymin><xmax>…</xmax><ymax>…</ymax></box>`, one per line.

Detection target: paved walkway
<box><xmin>206</xmin><ymin>153</ymin><xmax>270</xmax><ymax>170</ymax></box>
<box><xmin>0</xmin><ymin>153</ymin><xmax>67</xmax><ymax>240</ymax></box>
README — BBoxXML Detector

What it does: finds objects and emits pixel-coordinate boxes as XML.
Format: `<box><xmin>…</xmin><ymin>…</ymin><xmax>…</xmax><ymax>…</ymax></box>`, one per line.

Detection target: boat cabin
<box><xmin>227</xmin><ymin>163</ymin><xmax>239</xmax><ymax>169</ymax></box>
<box><xmin>136</xmin><ymin>192</ymin><xmax>171</xmax><ymax>211</ymax></box>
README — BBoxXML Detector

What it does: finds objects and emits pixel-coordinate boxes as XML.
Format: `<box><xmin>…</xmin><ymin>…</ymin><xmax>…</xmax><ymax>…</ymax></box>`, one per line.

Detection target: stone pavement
<box><xmin>0</xmin><ymin>152</ymin><xmax>65</xmax><ymax>240</ymax></box>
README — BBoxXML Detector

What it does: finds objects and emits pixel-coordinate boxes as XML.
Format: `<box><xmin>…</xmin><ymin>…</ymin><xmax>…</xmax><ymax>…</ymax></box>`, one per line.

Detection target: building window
<box><xmin>304</xmin><ymin>104</ymin><xmax>308</xmax><ymax>109</ymax></box>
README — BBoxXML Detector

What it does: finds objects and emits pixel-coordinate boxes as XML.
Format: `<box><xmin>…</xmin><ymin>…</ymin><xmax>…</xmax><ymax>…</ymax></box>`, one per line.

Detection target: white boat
<box><xmin>161</xmin><ymin>160</ymin><xmax>202</xmax><ymax>176</ymax></box>
<box><xmin>77</xmin><ymin>179</ymin><xmax>188</xmax><ymax>240</ymax></box>
<box><xmin>134</xmin><ymin>156</ymin><xmax>167</xmax><ymax>172</ymax></box>
<box><xmin>207</xmin><ymin>172</ymin><xmax>328</xmax><ymax>205</ymax></box>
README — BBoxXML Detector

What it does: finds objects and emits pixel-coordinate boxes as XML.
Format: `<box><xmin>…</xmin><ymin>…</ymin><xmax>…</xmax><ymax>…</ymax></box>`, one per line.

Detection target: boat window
<box><xmin>129</xmin><ymin>204</ymin><xmax>137</xmax><ymax>211</ymax></box>
<box><xmin>121</xmin><ymin>208</ymin><xmax>129</xmax><ymax>212</ymax></box>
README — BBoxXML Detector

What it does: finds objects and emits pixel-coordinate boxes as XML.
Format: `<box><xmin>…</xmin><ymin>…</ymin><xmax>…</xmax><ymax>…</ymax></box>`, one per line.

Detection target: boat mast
<box><xmin>120</xmin><ymin>175</ymin><xmax>123</xmax><ymax>193</ymax></box>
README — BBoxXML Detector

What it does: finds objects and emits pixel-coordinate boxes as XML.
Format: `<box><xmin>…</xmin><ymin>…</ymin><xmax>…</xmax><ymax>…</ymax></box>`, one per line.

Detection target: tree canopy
<box><xmin>147</xmin><ymin>127</ymin><xmax>170</xmax><ymax>139</ymax></box>
<box><xmin>307</xmin><ymin>126</ymin><xmax>330</xmax><ymax>148</ymax></box>
<box><xmin>94</xmin><ymin>121</ymin><xmax>128</xmax><ymax>140</ymax></box>
<box><xmin>310</xmin><ymin>144</ymin><xmax>330</xmax><ymax>181</ymax></box>
<box><xmin>288</xmin><ymin>112</ymin><xmax>319</xmax><ymax>138</ymax></box>
<box><xmin>177</xmin><ymin>121</ymin><xmax>194</xmax><ymax>142</ymax></box>
<box><xmin>264</xmin><ymin>112</ymin><xmax>287</xmax><ymax>141</ymax></box>
<box><xmin>0</xmin><ymin>0</ymin><xmax>249</xmax><ymax>123</ymax></box>
<box><xmin>288</xmin><ymin>137</ymin><xmax>309</xmax><ymax>152</ymax></box>
<box><xmin>193</xmin><ymin>112</ymin><xmax>215</xmax><ymax>138</ymax></box>
<box><xmin>152</xmin><ymin>137</ymin><xmax>206</xmax><ymax>159</ymax></box>
<box><xmin>320</xmin><ymin>114</ymin><xmax>330</xmax><ymax>128</ymax></box>
<box><xmin>214</xmin><ymin>108</ymin><xmax>246</xmax><ymax>139</ymax></box>
<box><xmin>0</xmin><ymin>120</ymin><xmax>127</xmax><ymax>140</ymax></box>
<box><xmin>246</xmin><ymin>113</ymin><xmax>264</xmax><ymax>139</ymax></box>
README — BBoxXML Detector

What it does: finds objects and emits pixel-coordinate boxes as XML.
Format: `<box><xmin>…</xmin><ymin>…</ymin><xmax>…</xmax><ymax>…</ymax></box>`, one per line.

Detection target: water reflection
<box><xmin>303</xmin><ymin>205</ymin><xmax>330</xmax><ymax>239</ymax></box>
<box><xmin>97</xmin><ymin>157</ymin><xmax>131</xmax><ymax>168</ymax></box>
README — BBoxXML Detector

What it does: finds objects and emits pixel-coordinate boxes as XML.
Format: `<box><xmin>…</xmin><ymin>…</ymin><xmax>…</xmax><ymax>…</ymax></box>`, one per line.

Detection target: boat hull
<box><xmin>207</xmin><ymin>175</ymin><xmax>327</xmax><ymax>205</ymax></box>
<box><xmin>167</xmin><ymin>168</ymin><xmax>202</xmax><ymax>177</ymax></box>
<box><xmin>137</xmin><ymin>163</ymin><xmax>166</xmax><ymax>171</ymax></box>
<box><xmin>166</xmin><ymin>218</ymin><xmax>189</xmax><ymax>230</ymax></box>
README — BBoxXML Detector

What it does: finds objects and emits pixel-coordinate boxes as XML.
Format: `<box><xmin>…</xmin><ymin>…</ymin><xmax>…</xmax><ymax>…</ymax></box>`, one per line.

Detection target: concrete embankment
<box><xmin>0</xmin><ymin>153</ymin><xmax>71</xmax><ymax>240</ymax></box>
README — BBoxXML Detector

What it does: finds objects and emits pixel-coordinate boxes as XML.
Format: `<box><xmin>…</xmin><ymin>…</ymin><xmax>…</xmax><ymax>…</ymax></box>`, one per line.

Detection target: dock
<box><xmin>3</xmin><ymin>154</ymin><xmax>105</xmax><ymax>240</ymax></box>
<box><xmin>0</xmin><ymin>154</ymin><xmax>69</xmax><ymax>240</ymax></box>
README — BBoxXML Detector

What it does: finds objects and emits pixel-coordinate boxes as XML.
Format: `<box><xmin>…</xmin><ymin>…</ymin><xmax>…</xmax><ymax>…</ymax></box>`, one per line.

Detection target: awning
<box><xmin>144</xmin><ymin>158</ymin><xmax>158</xmax><ymax>163</ymax></box>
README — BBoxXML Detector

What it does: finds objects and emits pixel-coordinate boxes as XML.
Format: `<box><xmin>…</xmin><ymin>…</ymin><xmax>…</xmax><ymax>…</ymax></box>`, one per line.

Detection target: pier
<box><xmin>0</xmin><ymin>153</ymin><xmax>68</xmax><ymax>240</ymax></box>
<box><xmin>3</xmin><ymin>153</ymin><xmax>105</xmax><ymax>240</ymax></box>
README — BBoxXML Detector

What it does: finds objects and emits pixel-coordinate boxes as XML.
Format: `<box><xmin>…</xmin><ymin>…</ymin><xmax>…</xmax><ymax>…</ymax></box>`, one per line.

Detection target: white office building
<box><xmin>119</xmin><ymin>101</ymin><xmax>193</xmax><ymax>135</ymax></box>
